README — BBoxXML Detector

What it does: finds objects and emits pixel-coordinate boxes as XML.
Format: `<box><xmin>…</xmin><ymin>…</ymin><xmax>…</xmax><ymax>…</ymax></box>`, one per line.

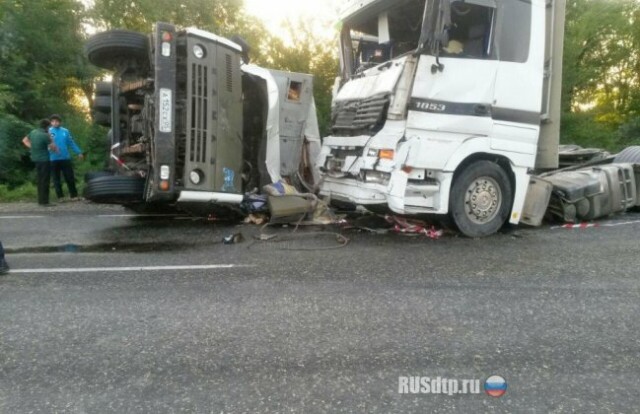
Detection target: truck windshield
<box><xmin>342</xmin><ymin>0</ymin><xmax>428</xmax><ymax>74</ymax></box>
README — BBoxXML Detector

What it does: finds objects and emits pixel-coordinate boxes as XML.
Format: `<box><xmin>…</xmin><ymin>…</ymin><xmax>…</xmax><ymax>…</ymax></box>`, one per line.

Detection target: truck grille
<box><xmin>332</xmin><ymin>94</ymin><xmax>390</xmax><ymax>135</ymax></box>
<box><xmin>189</xmin><ymin>63</ymin><xmax>208</xmax><ymax>163</ymax></box>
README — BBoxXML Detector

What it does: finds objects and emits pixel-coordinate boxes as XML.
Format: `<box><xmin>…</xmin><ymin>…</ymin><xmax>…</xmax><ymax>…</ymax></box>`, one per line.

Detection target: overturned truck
<box><xmin>84</xmin><ymin>23</ymin><xmax>321</xmax><ymax>214</ymax></box>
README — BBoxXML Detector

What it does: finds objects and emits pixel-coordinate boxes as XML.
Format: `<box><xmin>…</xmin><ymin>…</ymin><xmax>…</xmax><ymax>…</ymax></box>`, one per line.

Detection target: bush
<box><xmin>617</xmin><ymin>117</ymin><xmax>640</xmax><ymax>148</ymax></box>
<box><xmin>560</xmin><ymin>112</ymin><xmax>619</xmax><ymax>151</ymax></box>
<box><xmin>0</xmin><ymin>112</ymin><xmax>110</xmax><ymax>203</ymax></box>
<box><xmin>0</xmin><ymin>114</ymin><xmax>34</xmax><ymax>187</ymax></box>
<box><xmin>0</xmin><ymin>182</ymin><xmax>37</xmax><ymax>202</ymax></box>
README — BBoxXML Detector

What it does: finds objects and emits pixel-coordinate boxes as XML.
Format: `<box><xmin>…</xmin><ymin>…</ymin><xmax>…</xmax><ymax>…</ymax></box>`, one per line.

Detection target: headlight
<box><xmin>362</xmin><ymin>170</ymin><xmax>391</xmax><ymax>184</ymax></box>
<box><xmin>193</xmin><ymin>45</ymin><xmax>206</xmax><ymax>59</ymax></box>
<box><xmin>190</xmin><ymin>169</ymin><xmax>204</xmax><ymax>185</ymax></box>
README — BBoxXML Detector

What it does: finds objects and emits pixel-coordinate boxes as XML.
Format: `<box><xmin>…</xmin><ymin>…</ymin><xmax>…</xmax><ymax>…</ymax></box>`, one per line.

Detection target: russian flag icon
<box><xmin>485</xmin><ymin>375</ymin><xmax>507</xmax><ymax>398</ymax></box>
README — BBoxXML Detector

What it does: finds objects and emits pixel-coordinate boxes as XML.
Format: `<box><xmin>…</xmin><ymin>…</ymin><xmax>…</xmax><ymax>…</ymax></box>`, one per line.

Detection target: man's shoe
<box><xmin>0</xmin><ymin>259</ymin><xmax>9</xmax><ymax>275</ymax></box>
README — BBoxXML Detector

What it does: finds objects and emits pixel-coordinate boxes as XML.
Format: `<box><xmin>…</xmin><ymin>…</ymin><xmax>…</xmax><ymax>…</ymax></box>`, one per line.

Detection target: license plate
<box><xmin>159</xmin><ymin>88</ymin><xmax>172</xmax><ymax>133</ymax></box>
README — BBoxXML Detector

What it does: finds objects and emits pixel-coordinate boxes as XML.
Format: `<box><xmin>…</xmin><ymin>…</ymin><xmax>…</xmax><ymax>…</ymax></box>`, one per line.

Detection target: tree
<box><xmin>561</xmin><ymin>0</ymin><xmax>640</xmax><ymax>148</ymax></box>
<box><xmin>256</xmin><ymin>22</ymin><xmax>339</xmax><ymax>135</ymax></box>
<box><xmin>0</xmin><ymin>0</ymin><xmax>95</xmax><ymax>121</ymax></box>
<box><xmin>89</xmin><ymin>0</ymin><xmax>244</xmax><ymax>33</ymax></box>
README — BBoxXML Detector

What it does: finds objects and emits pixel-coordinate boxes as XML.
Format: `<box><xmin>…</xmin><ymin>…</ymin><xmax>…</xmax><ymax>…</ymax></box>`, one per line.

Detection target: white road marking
<box><xmin>0</xmin><ymin>216</ymin><xmax>45</xmax><ymax>219</ymax></box>
<box><xmin>551</xmin><ymin>219</ymin><xmax>640</xmax><ymax>230</ymax></box>
<box><xmin>10</xmin><ymin>264</ymin><xmax>254</xmax><ymax>274</ymax></box>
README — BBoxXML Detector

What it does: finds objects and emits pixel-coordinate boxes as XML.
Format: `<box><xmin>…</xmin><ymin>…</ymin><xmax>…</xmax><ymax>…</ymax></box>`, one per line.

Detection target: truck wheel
<box><xmin>614</xmin><ymin>146</ymin><xmax>640</xmax><ymax>163</ymax></box>
<box><xmin>84</xmin><ymin>170</ymin><xmax>115</xmax><ymax>183</ymax></box>
<box><xmin>449</xmin><ymin>161</ymin><xmax>512</xmax><ymax>238</ymax></box>
<box><xmin>92</xmin><ymin>111</ymin><xmax>111</xmax><ymax>127</ymax></box>
<box><xmin>93</xmin><ymin>96</ymin><xmax>113</xmax><ymax>113</ymax></box>
<box><xmin>93</xmin><ymin>96</ymin><xmax>128</xmax><ymax>114</ymax></box>
<box><xmin>85</xmin><ymin>175</ymin><xmax>145</xmax><ymax>204</ymax></box>
<box><xmin>85</xmin><ymin>30</ymin><xmax>149</xmax><ymax>71</ymax></box>
<box><xmin>95</xmin><ymin>81</ymin><xmax>112</xmax><ymax>96</ymax></box>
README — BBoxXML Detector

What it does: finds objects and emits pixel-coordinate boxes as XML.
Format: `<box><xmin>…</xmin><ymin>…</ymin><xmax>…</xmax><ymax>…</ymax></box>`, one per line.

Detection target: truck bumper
<box><xmin>319</xmin><ymin>176</ymin><xmax>387</xmax><ymax>206</ymax></box>
<box><xmin>177</xmin><ymin>191</ymin><xmax>244</xmax><ymax>204</ymax></box>
<box><xmin>387</xmin><ymin>170</ymin><xmax>452</xmax><ymax>215</ymax></box>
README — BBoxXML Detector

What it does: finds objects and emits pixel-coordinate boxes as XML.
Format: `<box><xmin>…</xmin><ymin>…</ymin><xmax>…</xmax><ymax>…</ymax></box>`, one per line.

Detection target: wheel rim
<box><xmin>464</xmin><ymin>176</ymin><xmax>502</xmax><ymax>225</ymax></box>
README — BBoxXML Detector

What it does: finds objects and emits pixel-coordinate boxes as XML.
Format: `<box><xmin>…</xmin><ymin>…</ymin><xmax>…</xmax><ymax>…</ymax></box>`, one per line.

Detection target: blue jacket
<box><xmin>49</xmin><ymin>126</ymin><xmax>82</xmax><ymax>161</ymax></box>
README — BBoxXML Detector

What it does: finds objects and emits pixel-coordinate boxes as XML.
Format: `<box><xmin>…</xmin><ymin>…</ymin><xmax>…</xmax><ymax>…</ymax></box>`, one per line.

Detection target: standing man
<box><xmin>49</xmin><ymin>114</ymin><xmax>84</xmax><ymax>201</ymax></box>
<box><xmin>22</xmin><ymin>119</ymin><xmax>56</xmax><ymax>206</ymax></box>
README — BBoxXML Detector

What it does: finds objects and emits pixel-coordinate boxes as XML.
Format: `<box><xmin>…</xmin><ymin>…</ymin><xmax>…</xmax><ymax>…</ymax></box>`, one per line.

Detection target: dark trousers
<box><xmin>0</xmin><ymin>241</ymin><xmax>5</xmax><ymax>259</ymax></box>
<box><xmin>51</xmin><ymin>159</ymin><xmax>78</xmax><ymax>198</ymax></box>
<box><xmin>34</xmin><ymin>161</ymin><xmax>50</xmax><ymax>205</ymax></box>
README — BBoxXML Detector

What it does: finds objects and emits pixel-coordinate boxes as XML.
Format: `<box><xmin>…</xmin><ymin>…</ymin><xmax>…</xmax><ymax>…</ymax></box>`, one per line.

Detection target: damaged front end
<box><xmin>318</xmin><ymin>0</ymin><xmax>426</xmax><ymax>210</ymax></box>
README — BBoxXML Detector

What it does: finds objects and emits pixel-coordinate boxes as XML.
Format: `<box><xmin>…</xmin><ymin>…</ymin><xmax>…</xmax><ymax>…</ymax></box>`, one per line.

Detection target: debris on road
<box><xmin>223</xmin><ymin>233</ymin><xmax>245</xmax><ymax>245</ymax></box>
<box><xmin>386</xmin><ymin>216</ymin><xmax>444</xmax><ymax>240</ymax></box>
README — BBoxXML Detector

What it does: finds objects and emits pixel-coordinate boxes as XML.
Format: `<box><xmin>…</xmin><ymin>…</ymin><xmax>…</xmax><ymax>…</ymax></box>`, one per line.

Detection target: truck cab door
<box><xmin>408</xmin><ymin>0</ymin><xmax>498</xmax><ymax>138</ymax></box>
<box><xmin>490</xmin><ymin>0</ymin><xmax>546</xmax><ymax>158</ymax></box>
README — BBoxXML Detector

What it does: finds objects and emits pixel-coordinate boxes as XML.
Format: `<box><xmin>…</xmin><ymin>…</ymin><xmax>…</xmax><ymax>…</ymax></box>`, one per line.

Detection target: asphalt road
<box><xmin>1</xmin><ymin>202</ymin><xmax>640</xmax><ymax>413</ymax></box>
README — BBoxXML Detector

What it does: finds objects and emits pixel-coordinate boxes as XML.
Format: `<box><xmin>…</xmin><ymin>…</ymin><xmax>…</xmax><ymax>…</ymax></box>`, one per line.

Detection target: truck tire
<box><xmin>449</xmin><ymin>160</ymin><xmax>512</xmax><ymax>238</ymax></box>
<box><xmin>84</xmin><ymin>170</ymin><xmax>115</xmax><ymax>183</ymax></box>
<box><xmin>614</xmin><ymin>146</ymin><xmax>640</xmax><ymax>163</ymax></box>
<box><xmin>93</xmin><ymin>96</ymin><xmax>128</xmax><ymax>114</ymax></box>
<box><xmin>85</xmin><ymin>175</ymin><xmax>145</xmax><ymax>204</ymax></box>
<box><xmin>85</xmin><ymin>30</ymin><xmax>149</xmax><ymax>71</ymax></box>
<box><xmin>93</xmin><ymin>96</ymin><xmax>113</xmax><ymax>113</ymax></box>
<box><xmin>92</xmin><ymin>111</ymin><xmax>111</xmax><ymax>127</ymax></box>
<box><xmin>95</xmin><ymin>81</ymin><xmax>112</xmax><ymax>96</ymax></box>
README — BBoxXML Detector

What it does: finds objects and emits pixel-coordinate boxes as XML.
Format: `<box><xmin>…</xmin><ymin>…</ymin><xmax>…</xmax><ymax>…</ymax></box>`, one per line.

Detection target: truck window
<box><xmin>496</xmin><ymin>0</ymin><xmax>532</xmax><ymax>63</ymax></box>
<box><xmin>442</xmin><ymin>1</ymin><xmax>495</xmax><ymax>59</ymax></box>
<box><xmin>346</xmin><ymin>0</ymin><xmax>427</xmax><ymax>73</ymax></box>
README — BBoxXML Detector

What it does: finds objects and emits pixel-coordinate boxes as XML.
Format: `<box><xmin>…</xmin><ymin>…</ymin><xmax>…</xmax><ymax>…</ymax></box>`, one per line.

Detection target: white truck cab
<box><xmin>318</xmin><ymin>0</ymin><xmax>565</xmax><ymax>237</ymax></box>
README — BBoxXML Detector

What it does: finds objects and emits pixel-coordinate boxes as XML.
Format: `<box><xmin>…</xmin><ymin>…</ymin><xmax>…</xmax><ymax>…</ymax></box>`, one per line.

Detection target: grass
<box><xmin>0</xmin><ymin>181</ymin><xmax>90</xmax><ymax>203</ymax></box>
<box><xmin>0</xmin><ymin>183</ymin><xmax>38</xmax><ymax>202</ymax></box>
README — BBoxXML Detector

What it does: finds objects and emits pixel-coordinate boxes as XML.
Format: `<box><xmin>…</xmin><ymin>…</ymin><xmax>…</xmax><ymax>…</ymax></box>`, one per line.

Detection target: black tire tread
<box><xmin>85</xmin><ymin>175</ymin><xmax>145</xmax><ymax>204</ymax></box>
<box><xmin>92</xmin><ymin>112</ymin><xmax>111</xmax><ymax>126</ymax></box>
<box><xmin>614</xmin><ymin>146</ymin><xmax>640</xmax><ymax>164</ymax></box>
<box><xmin>85</xmin><ymin>30</ymin><xmax>149</xmax><ymax>71</ymax></box>
<box><xmin>84</xmin><ymin>171</ymin><xmax>115</xmax><ymax>183</ymax></box>
<box><xmin>95</xmin><ymin>81</ymin><xmax>112</xmax><ymax>96</ymax></box>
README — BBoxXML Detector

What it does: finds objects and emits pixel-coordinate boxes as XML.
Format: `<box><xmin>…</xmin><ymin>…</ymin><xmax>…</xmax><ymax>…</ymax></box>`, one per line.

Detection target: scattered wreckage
<box><xmin>521</xmin><ymin>146</ymin><xmax>640</xmax><ymax>226</ymax></box>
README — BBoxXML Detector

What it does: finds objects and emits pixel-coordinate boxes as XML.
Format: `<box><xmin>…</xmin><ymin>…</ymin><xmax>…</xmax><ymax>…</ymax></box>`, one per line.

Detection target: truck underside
<box><xmin>85</xmin><ymin>24</ymin><xmax>321</xmax><ymax>215</ymax></box>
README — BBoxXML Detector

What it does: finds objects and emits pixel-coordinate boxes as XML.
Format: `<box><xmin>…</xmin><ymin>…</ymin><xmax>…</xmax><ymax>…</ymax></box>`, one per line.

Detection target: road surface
<box><xmin>1</xmin><ymin>202</ymin><xmax>639</xmax><ymax>413</ymax></box>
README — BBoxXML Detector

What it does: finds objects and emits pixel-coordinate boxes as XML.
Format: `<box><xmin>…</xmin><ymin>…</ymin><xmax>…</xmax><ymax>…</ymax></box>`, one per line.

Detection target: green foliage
<box><xmin>617</xmin><ymin>117</ymin><xmax>640</xmax><ymax>147</ymax></box>
<box><xmin>255</xmin><ymin>22</ymin><xmax>338</xmax><ymax>136</ymax></box>
<box><xmin>0</xmin><ymin>182</ymin><xmax>37</xmax><ymax>202</ymax></box>
<box><xmin>561</xmin><ymin>0</ymin><xmax>640</xmax><ymax>145</ymax></box>
<box><xmin>560</xmin><ymin>112</ymin><xmax>619</xmax><ymax>151</ymax></box>
<box><xmin>89</xmin><ymin>0</ymin><xmax>244</xmax><ymax>33</ymax></box>
<box><xmin>0</xmin><ymin>114</ymin><xmax>34</xmax><ymax>187</ymax></box>
<box><xmin>0</xmin><ymin>0</ymin><xmax>96</xmax><ymax>121</ymax></box>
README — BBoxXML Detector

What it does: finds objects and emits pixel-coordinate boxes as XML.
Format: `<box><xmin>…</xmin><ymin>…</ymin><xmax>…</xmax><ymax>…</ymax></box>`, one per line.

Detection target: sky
<box><xmin>243</xmin><ymin>0</ymin><xmax>342</xmax><ymax>42</ymax></box>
